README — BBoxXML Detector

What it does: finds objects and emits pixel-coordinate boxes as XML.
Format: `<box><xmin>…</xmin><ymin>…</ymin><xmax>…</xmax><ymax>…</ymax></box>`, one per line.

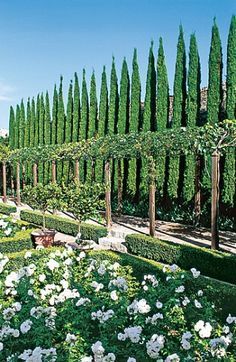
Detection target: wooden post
<box><xmin>74</xmin><ymin>160</ymin><xmax>80</xmax><ymax>183</ymax></box>
<box><xmin>16</xmin><ymin>162</ymin><xmax>21</xmax><ymax>206</ymax></box>
<box><xmin>105</xmin><ymin>159</ymin><xmax>112</xmax><ymax>229</ymax></box>
<box><xmin>2</xmin><ymin>161</ymin><xmax>7</xmax><ymax>203</ymax></box>
<box><xmin>149</xmin><ymin>158</ymin><xmax>156</xmax><ymax>237</ymax></box>
<box><xmin>194</xmin><ymin>154</ymin><xmax>201</xmax><ymax>226</ymax></box>
<box><xmin>117</xmin><ymin>160</ymin><xmax>122</xmax><ymax>216</ymax></box>
<box><xmin>33</xmin><ymin>163</ymin><xmax>38</xmax><ymax>186</ymax></box>
<box><xmin>52</xmin><ymin>160</ymin><xmax>56</xmax><ymax>183</ymax></box>
<box><xmin>211</xmin><ymin>151</ymin><xmax>220</xmax><ymax>250</ymax></box>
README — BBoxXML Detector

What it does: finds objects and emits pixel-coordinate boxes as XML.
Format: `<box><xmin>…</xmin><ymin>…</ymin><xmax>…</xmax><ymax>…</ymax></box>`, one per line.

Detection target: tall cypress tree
<box><xmin>38</xmin><ymin>94</ymin><xmax>45</xmax><ymax>183</ymax></box>
<box><xmin>19</xmin><ymin>100</ymin><xmax>25</xmax><ymax>149</ymax></box>
<box><xmin>57</xmin><ymin>76</ymin><xmax>65</xmax><ymax>183</ymax></box>
<box><xmin>30</xmin><ymin>98</ymin><xmax>36</xmax><ymax>148</ymax></box>
<box><xmin>207</xmin><ymin>18</ymin><xmax>223</xmax><ymax>125</ymax></box>
<box><xmin>109</xmin><ymin>57</ymin><xmax>119</xmax><ymax>194</ymax></box>
<box><xmin>168</xmin><ymin>25</ymin><xmax>187</xmax><ymax>200</ymax></box>
<box><xmin>143</xmin><ymin>41</ymin><xmax>156</xmax><ymax>132</ymax></box>
<box><xmin>97</xmin><ymin>66</ymin><xmax>108</xmax><ymax>182</ymax></box>
<box><xmin>44</xmin><ymin>91</ymin><xmax>51</xmax><ymax>184</ymax></box>
<box><xmin>34</xmin><ymin>94</ymin><xmax>40</xmax><ymax>147</ymax></box>
<box><xmin>63</xmin><ymin>81</ymin><xmax>73</xmax><ymax>182</ymax></box>
<box><xmin>80</xmin><ymin>69</ymin><xmax>89</xmax><ymax>181</ymax></box>
<box><xmin>129</xmin><ymin>49</ymin><xmax>141</xmax><ymax>197</ymax></box>
<box><xmin>222</xmin><ymin>15</ymin><xmax>236</xmax><ymax>206</ymax></box>
<box><xmin>72</xmin><ymin>72</ymin><xmax>80</xmax><ymax>142</ymax></box>
<box><xmin>183</xmin><ymin>33</ymin><xmax>201</xmax><ymax>202</ymax></box>
<box><xmin>88</xmin><ymin>71</ymin><xmax>98</xmax><ymax>139</ymax></box>
<box><xmin>9</xmin><ymin>107</ymin><xmax>15</xmax><ymax>150</ymax></box>
<box><xmin>15</xmin><ymin>105</ymin><xmax>20</xmax><ymax>149</ymax></box>
<box><xmin>156</xmin><ymin>37</ymin><xmax>169</xmax><ymax>196</ymax></box>
<box><xmin>118</xmin><ymin>58</ymin><xmax>130</xmax><ymax>196</ymax></box>
<box><xmin>25</xmin><ymin>98</ymin><xmax>31</xmax><ymax>182</ymax></box>
<box><xmin>51</xmin><ymin>85</ymin><xmax>58</xmax><ymax>145</ymax></box>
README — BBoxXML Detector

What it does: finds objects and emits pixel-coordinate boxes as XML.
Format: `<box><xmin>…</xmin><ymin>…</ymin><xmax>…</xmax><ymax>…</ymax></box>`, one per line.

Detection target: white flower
<box><xmin>20</xmin><ymin>320</ymin><xmax>32</xmax><ymax>334</ymax></box>
<box><xmin>91</xmin><ymin>281</ymin><xmax>104</xmax><ymax>292</ymax></box>
<box><xmin>118</xmin><ymin>326</ymin><xmax>142</xmax><ymax>344</ymax></box>
<box><xmin>170</xmin><ymin>264</ymin><xmax>178</xmax><ymax>272</ymax></box>
<box><xmin>0</xmin><ymin>342</ymin><xmax>3</xmax><ymax>351</ymax></box>
<box><xmin>197</xmin><ymin>289</ymin><xmax>203</xmax><ymax>297</ymax></box>
<box><xmin>127</xmin><ymin>358</ymin><xmax>136</xmax><ymax>362</ymax></box>
<box><xmin>182</xmin><ymin>296</ymin><xmax>190</xmax><ymax>306</ymax></box>
<box><xmin>146</xmin><ymin>334</ymin><xmax>165</xmax><ymax>358</ymax></box>
<box><xmin>76</xmin><ymin>298</ymin><xmax>90</xmax><ymax>307</ymax></box>
<box><xmin>165</xmin><ymin>353</ymin><xmax>180</xmax><ymax>361</ymax></box>
<box><xmin>38</xmin><ymin>274</ymin><xmax>46</xmax><ymax>282</ymax></box>
<box><xmin>65</xmin><ymin>333</ymin><xmax>77</xmax><ymax>345</ymax></box>
<box><xmin>194</xmin><ymin>299</ymin><xmax>202</xmax><ymax>308</ymax></box>
<box><xmin>47</xmin><ymin>259</ymin><xmax>60</xmax><ymax>271</ymax></box>
<box><xmin>190</xmin><ymin>268</ymin><xmax>200</xmax><ymax>278</ymax></box>
<box><xmin>175</xmin><ymin>285</ymin><xmax>185</xmax><ymax>293</ymax></box>
<box><xmin>226</xmin><ymin>314</ymin><xmax>236</xmax><ymax>324</ymax></box>
<box><xmin>12</xmin><ymin>302</ymin><xmax>22</xmax><ymax>312</ymax></box>
<box><xmin>91</xmin><ymin>341</ymin><xmax>105</xmax><ymax>356</ymax></box>
<box><xmin>127</xmin><ymin>299</ymin><xmax>150</xmax><ymax>315</ymax></box>
<box><xmin>195</xmin><ymin>320</ymin><xmax>212</xmax><ymax>338</ymax></box>
<box><xmin>103</xmin><ymin>353</ymin><xmax>116</xmax><ymax>362</ymax></box>
<box><xmin>110</xmin><ymin>290</ymin><xmax>118</xmax><ymax>301</ymax></box>
<box><xmin>24</xmin><ymin>251</ymin><xmax>32</xmax><ymax>259</ymax></box>
<box><xmin>81</xmin><ymin>357</ymin><xmax>93</xmax><ymax>362</ymax></box>
<box><xmin>97</xmin><ymin>264</ymin><xmax>106</xmax><ymax>275</ymax></box>
<box><xmin>4</xmin><ymin>228</ymin><xmax>12</xmax><ymax>236</ymax></box>
<box><xmin>156</xmin><ymin>300</ymin><xmax>163</xmax><ymax>309</ymax></box>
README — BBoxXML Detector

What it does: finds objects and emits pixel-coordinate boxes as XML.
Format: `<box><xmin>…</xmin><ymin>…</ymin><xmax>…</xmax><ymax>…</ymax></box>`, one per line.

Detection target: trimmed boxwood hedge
<box><xmin>20</xmin><ymin>210</ymin><xmax>107</xmax><ymax>242</ymax></box>
<box><xmin>0</xmin><ymin>203</ymin><xmax>17</xmax><ymax>215</ymax></box>
<box><xmin>125</xmin><ymin>234</ymin><xmax>236</xmax><ymax>285</ymax></box>
<box><xmin>0</xmin><ymin>228</ymin><xmax>34</xmax><ymax>253</ymax></box>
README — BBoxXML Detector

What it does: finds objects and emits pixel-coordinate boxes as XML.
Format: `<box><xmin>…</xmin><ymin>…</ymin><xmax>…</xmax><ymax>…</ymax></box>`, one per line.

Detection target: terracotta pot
<box><xmin>31</xmin><ymin>229</ymin><xmax>56</xmax><ymax>248</ymax></box>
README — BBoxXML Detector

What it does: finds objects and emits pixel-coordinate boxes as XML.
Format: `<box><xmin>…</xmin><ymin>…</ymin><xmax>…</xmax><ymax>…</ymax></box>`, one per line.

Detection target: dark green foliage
<box><xmin>207</xmin><ymin>19</ymin><xmax>223</xmax><ymax>124</ymax></box>
<box><xmin>25</xmin><ymin>98</ymin><xmax>31</xmax><ymax>181</ymax></box>
<box><xmin>126</xmin><ymin>233</ymin><xmax>236</xmax><ymax>284</ymax></box>
<box><xmin>51</xmin><ymin>85</ymin><xmax>58</xmax><ymax>145</ymax></box>
<box><xmin>98</xmin><ymin>66</ymin><xmax>109</xmax><ymax>136</ymax></box>
<box><xmin>80</xmin><ymin>69</ymin><xmax>89</xmax><ymax>182</ymax></box>
<box><xmin>0</xmin><ymin>203</ymin><xmax>17</xmax><ymax>215</ymax></box>
<box><xmin>168</xmin><ymin>25</ymin><xmax>187</xmax><ymax>200</ymax></box>
<box><xmin>223</xmin><ymin>15</ymin><xmax>236</xmax><ymax>206</ymax></box>
<box><xmin>20</xmin><ymin>209</ymin><xmax>107</xmax><ymax>242</ymax></box>
<box><xmin>19</xmin><ymin>100</ymin><xmax>25</xmax><ymax>149</ymax></box>
<box><xmin>143</xmin><ymin>41</ymin><xmax>156</xmax><ymax>132</ymax></box>
<box><xmin>14</xmin><ymin>105</ymin><xmax>20</xmax><ymax>149</ymax></box>
<box><xmin>183</xmin><ymin>34</ymin><xmax>201</xmax><ymax>202</ymax></box>
<box><xmin>0</xmin><ymin>229</ymin><xmax>33</xmax><ymax>254</ymax></box>
<box><xmin>38</xmin><ymin>94</ymin><xmax>45</xmax><ymax>183</ymax></box>
<box><xmin>9</xmin><ymin>106</ymin><xmax>15</xmax><ymax>150</ymax></box>
<box><xmin>44</xmin><ymin>92</ymin><xmax>51</xmax><ymax>184</ymax></box>
<box><xmin>108</xmin><ymin>57</ymin><xmax>119</xmax><ymax>135</ymax></box>
<box><xmin>72</xmin><ymin>72</ymin><xmax>80</xmax><ymax>142</ymax></box>
<box><xmin>34</xmin><ymin>95</ymin><xmax>40</xmax><ymax>147</ymax></box>
<box><xmin>57</xmin><ymin>76</ymin><xmax>66</xmax><ymax>183</ymax></box>
<box><xmin>63</xmin><ymin>81</ymin><xmax>73</xmax><ymax>182</ymax></box>
<box><xmin>129</xmin><ymin>49</ymin><xmax>141</xmax><ymax>197</ymax></box>
<box><xmin>30</xmin><ymin>98</ymin><xmax>36</xmax><ymax>148</ymax></box>
<box><xmin>156</xmin><ymin>38</ymin><xmax>169</xmax><ymax>195</ymax></box>
<box><xmin>88</xmin><ymin>71</ymin><xmax>98</xmax><ymax>139</ymax></box>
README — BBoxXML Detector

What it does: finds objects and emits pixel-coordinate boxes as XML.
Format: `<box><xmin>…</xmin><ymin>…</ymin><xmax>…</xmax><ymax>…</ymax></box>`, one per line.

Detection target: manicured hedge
<box><xmin>0</xmin><ymin>203</ymin><xmax>17</xmax><ymax>215</ymax></box>
<box><xmin>20</xmin><ymin>210</ymin><xmax>107</xmax><ymax>242</ymax></box>
<box><xmin>125</xmin><ymin>234</ymin><xmax>236</xmax><ymax>285</ymax></box>
<box><xmin>0</xmin><ymin>229</ymin><xmax>34</xmax><ymax>253</ymax></box>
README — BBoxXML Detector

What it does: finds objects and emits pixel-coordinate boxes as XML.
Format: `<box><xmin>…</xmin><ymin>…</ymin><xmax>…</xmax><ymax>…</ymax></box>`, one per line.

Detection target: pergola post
<box><xmin>16</xmin><ymin>162</ymin><xmax>21</xmax><ymax>206</ymax></box>
<box><xmin>211</xmin><ymin>150</ymin><xmax>220</xmax><ymax>250</ymax></box>
<box><xmin>52</xmin><ymin>160</ymin><xmax>56</xmax><ymax>183</ymax></box>
<box><xmin>74</xmin><ymin>160</ymin><xmax>80</xmax><ymax>183</ymax></box>
<box><xmin>194</xmin><ymin>154</ymin><xmax>201</xmax><ymax>226</ymax></box>
<box><xmin>149</xmin><ymin>157</ymin><xmax>156</xmax><ymax>237</ymax></box>
<box><xmin>2</xmin><ymin>161</ymin><xmax>7</xmax><ymax>203</ymax></box>
<box><xmin>105</xmin><ymin>159</ymin><xmax>112</xmax><ymax>229</ymax></box>
<box><xmin>33</xmin><ymin>163</ymin><xmax>38</xmax><ymax>186</ymax></box>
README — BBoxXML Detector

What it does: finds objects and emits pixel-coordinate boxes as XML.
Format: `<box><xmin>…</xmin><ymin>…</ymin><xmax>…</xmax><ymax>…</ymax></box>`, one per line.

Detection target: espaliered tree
<box><xmin>109</xmin><ymin>57</ymin><xmax>119</xmax><ymax>195</ymax></box>
<box><xmin>222</xmin><ymin>15</ymin><xmax>236</xmax><ymax>207</ymax></box>
<box><xmin>57</xmin><ymin>76</ymin><xmax>66</xmax><ymax>183</ymax></box>
<box><xmin>156</xmin><ymin>37</ymin><xmax>169</xmax><ymax>196</ymax></box>
<box><xmin>44</xmin><ymin>91</ymin><xmax>51</xmax><ymax>184</ymax></box>
<box><xmin>97</xmin><ymin>66</ymin><xmax>108</xmax><ymax>183</ymax></box>
<box><xmin>117</xmin><ymin>58</ymin><xmax>130</xmax><ymax>207</ymax></box>
<box><xmin>129</xmin><ymin>49</ymin><xmax>141</xmax><ymax>198</ymax></box>
<box><xmin>63</xmin><ymin>81</ymin><xmax>73</xmax><ymax>183</ymax></box>
<box><xmin>9</xmin><ymin>107</ymin><xmax>15</xmax><ymax>150</ymax></box>
<box><xmin>80</xmin><ymin>69</ymin><xmax>89</xmax><ymax>182</ymax></box>
<box><xmin>183</xmin><ymin>33</ymin><xmax>201</xmax><ymax>205</ymax></box>
<box><xmin>168</xmin><ymin>25</ymin><xmax>187</xmax><ymax>200</ymax></box>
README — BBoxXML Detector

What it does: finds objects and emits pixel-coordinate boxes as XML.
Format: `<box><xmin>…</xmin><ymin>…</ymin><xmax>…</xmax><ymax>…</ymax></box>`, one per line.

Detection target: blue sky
<box><xmin>0</xmin><ymin>0</ymin><xmax>235</xmax><ymax>129</ymax></box>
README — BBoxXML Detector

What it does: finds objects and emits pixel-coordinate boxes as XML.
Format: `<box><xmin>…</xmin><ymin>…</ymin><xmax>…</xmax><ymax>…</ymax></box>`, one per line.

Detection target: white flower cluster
<box><xmin>20</xmin><ymin>320</ymin><xmax>33</xmax><ymax>334</ymax></box>
<box><xmin>127</xmin><ymin>299</ymin><xmax>151</xmax><ymax>315</ymax></box>
<box><xmin>194</xmin><ymin>320</ymin><xmax>212</xmax><ymax>338</ymax></box>
<box><xmin>190</xmin><ymin>268</ymin><xmax>201</xmax><ymax>278</ymax></box>
<box><xmin>91</xmin><ymin>308</ymin><xmax>114</xmax><ymax>323</ymax></box>
<box><xmin>175</xmin><ymin>285</ymin><xmax>185</xmax><ymax>293</ymax></box>
<box><xmin>84</xmin><ymin>341</ymin><xmax>116</xmax><ymax>362</ymax></box>
<box><xmin>146</xmin><ymin>334</ymin><xmax>165</xmax><ymax>358</ymax></box>
<box><xmin>118</xmin><ymin>326</ymin><xmax>142</xmax><ymax>343</ymax></box>
<box><xmin>146</xmin><ymin>313</ymin><xmax>163</xmax><ymax>325</ymax></box>
<box><xmin>109</xmin><ymin>276</ymin><xmax>128</xmax><ymax>291</ymax></box>
<box><xmin>0</xmin><ymin>252</ymin><xmax>9</xmax><ymax>273</ymax></box>
<box><xmin>226</xmin><ymin>313</ymin><xmax>236</xmax><ymax>324</ymax></box>
<box><xmin>18</xmin><ymin>347</ymin><xmax>57</xmax><ymax>361</ymax></box>
<box><xmin>0</xmin><ymin>219</ymin><xmax>13</xmax><ymax>236</ymax></box>
<box><xmin>181</xmin><ymin>331</ymin><xmax>192</xmax><ymax>350</ymax></box>
<box><xmin>142</xmin><ymin>274</ymin><xmax>159</xmax><ymax>291</ymax></box>
<box><xmin>210</xmin><ymin>335</ymin><xmax>232</xmax><ymax>358</ymax></box>
<box><xmin>91</xmin><ymin>281</ymin><xmax>104</xmax><ymax>292</ymax></box>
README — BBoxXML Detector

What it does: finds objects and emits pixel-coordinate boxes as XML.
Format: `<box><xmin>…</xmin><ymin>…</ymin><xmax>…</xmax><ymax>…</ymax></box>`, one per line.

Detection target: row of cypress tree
<box><xmin>8</xmin><ymin>17</ymin><xmax>236</xmax><ymax>213</ymax></box>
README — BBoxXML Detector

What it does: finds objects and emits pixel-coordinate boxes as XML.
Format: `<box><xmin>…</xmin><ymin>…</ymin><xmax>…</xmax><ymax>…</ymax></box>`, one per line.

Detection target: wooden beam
<box><xmin>105</xmin><ymin>160</ymin><xmax>112</xmax><ymax>229</ymax></box>
<box><xmin>2</xmin><ymin>161</ymin><xmax>7</xmax><ymax>203</ymax></box>
<box><xmin>211</xmin><ymin>151</ymin><xmax>220</xmax><ymax>250</ymax></box>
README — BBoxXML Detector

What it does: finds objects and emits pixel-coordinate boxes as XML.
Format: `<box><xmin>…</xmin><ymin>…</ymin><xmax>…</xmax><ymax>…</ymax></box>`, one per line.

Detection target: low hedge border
<box><xmin>125</xmin><ymin>233</ymin><xmax>236</xmax><ymax>285</ymax></box>
<box><xmin>20</xmin><ymin>209</ymin><xmax>107</xmax><ymax>242</ymax></box>
<box><xmin>0</xmin><ymin>203</ymin><xmax>17</xmax><ymax>215</ymax></box>
<box><xmin>0</xmin><ymin>228</ymin><xmax>34</xmax><ymax>253</ymax></box>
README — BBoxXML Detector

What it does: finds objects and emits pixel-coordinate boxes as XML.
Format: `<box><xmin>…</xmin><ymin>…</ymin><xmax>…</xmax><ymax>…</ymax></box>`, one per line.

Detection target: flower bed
<box><xmin>0</xmin><ymin>248</ymin><xmax>236</xmax><ymax>361</ymax></box>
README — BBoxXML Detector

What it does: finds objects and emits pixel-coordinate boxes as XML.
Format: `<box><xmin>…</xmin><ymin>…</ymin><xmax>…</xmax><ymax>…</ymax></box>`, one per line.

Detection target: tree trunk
<box><xmin>10</xmin><ymin>166</ymin><xmax>14</xmax><ymax>197</ymax></box>
<box><xmin>2</xmin><ymin>161</ymin><xmax>7</xmax><ymax>203</ymax></box>
<box><xmin>33</xmin><ymin>163</ymin><xmax>38</xmax><ymax>186</ymax></box>
<box><xmin>117</xmin><ymin>160</ymin><xmax>123</xmax><ymax>216</ymax></box>
<box><xmin>194</xmin><ymin>154</ymin><xmax>201</xmax><ymax>226</ymax></box>
<box><xmin>22</xmin><ymin>165</ymin><xmax>26</xmax><ymax>189</ymax></box>
<box><xmin>149</xmin><ymin>183</ymin><xmax>156</xmax><ymax>237</ymax></box>
<box><xmin>211</xmin><ymin>151</ymin><xmax>220</xmax><ymax>250</ymax></box>
<box><xmin>74</xmin><ymin>160</ymin><xmax>80</xmax><ymax>183</ymax></box>
<box><xmin>105</xmin><ymin>160</ymin><xmax>112</xmax><ymax>229</ymax></box>
<box><xmin>52</xmin><ymin>161</ymin><xmax>56</xmax><ymax>183</ymax></box>
<box><xmin>16</xmin><ymin>162</ymin><xmax>21</xmax><ymax>206</ymax></box>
